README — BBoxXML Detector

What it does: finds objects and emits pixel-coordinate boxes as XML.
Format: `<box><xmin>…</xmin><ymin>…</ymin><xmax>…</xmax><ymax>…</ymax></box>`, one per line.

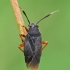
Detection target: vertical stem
<box><xmin>10</xmin><ymin>0</ymin><xmax>27</xmax><ymax>36</ymax></box>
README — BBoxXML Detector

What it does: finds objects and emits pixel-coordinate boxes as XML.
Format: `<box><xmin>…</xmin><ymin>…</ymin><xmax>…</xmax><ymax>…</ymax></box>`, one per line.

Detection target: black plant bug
<box><xmin>18</xmin><ymin>8</ymin><xmax>59</xmax><ymax>69</ymax></box>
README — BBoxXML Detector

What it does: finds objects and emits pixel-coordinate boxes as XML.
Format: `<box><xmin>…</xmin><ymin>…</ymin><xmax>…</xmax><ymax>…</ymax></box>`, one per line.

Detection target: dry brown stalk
<box><xmin>10</xmin><ymin>0</ymin><xmax>27</xmax><ymax>37</ymax></box>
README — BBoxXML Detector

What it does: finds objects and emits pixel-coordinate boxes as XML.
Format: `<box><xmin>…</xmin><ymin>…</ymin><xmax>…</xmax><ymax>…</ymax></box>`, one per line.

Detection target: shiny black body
<box><xmin>24</xmin><ymin>23</ymin><xmax>42</xmax><ymax>67</ymax></box>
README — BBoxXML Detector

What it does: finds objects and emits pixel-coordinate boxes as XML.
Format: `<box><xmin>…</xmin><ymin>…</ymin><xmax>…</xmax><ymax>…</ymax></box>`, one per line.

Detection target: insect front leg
<box><xmin>19</xmin><ymin>25</ymin><xmax>28</xmax><ymax>41</ymax></box>
<box><xmin>42</xmin><ymin>41</ymin><xmax>48</xmax><ymax>50</ymax></box>
<box><xmin>23</xmin><ymin>26</ymin><xmax>28</xmax><ymax>32</ymax></box>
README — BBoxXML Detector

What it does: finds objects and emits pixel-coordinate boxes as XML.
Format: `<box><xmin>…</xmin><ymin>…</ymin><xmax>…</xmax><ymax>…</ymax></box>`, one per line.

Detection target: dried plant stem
<box><xmin>10</xmin><ymin>0</ymin><xmax>27</xmax><ymax>36</ymax></box>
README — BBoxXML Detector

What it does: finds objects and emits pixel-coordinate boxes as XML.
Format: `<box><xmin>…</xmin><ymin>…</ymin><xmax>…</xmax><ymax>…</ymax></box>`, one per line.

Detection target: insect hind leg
<box><xmin>18</xmin><ymin>43</ymin><xmax>24</xmax><ymax>52</ymax></box>
<box><xmin>42</xmin><ymin>41</ymin><xmax>48</xmax><ymax>50</ymax></box>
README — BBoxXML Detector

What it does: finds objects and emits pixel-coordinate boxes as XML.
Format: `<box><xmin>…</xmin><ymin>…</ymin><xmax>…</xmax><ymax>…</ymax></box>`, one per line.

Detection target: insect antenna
<box><xmin>22</xmin><ymin>10</ymin><xmax>30</xmax><ymax>24</ymax></box>
<box><xmin>36</xmin><ymin>10</ymin><xmax>59</xmax><ymax>24</ymax></box>
<box><xmin>14</xmin><ymin>3</ymin><xmax>30</xmax><ymax>24</ymax></box>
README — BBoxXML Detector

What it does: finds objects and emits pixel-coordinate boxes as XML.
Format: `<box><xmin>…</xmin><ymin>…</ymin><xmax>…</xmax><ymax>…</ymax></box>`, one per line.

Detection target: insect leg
<box><xmin>18</xmin><ymin>34</ymin><xmax>26</xmax><ymax>52</ymax></box>
<box><xmin>18</xmin><ymin>27</ymin><xmax>28</xmax><ymax>52</ymax></box>
<box><xmin>42</xmin><ymin>41</ymin><xmax>48</xmax><ymax>50</ymax></box>
<box><xmin>19</xmin><ymin>34</ymin><xmax>26</xmax><ymax>42</ymax></box>
<box><xmin>18</xmin><ymin>43</ymin><xmax>24</xmax><ymax>52</ymax></box>
<box><xmin>23</xmin><ymin>26</ymin><xmax>28</xmax><ymax>32</ymax></box>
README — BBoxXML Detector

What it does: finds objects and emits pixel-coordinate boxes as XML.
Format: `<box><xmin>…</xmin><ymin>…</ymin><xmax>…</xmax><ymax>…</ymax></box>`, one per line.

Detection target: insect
<box><xmin>18</xmin><ymin>9</ymin><xmax>58</xmax><ymax>69</ymax></box>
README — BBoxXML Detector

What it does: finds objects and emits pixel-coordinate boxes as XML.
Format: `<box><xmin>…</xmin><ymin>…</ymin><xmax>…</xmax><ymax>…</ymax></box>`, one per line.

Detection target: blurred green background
<box><xmin>0</xmin><ymin>0</ymin><xmax>70</xmax><ymax>70</ymax></box>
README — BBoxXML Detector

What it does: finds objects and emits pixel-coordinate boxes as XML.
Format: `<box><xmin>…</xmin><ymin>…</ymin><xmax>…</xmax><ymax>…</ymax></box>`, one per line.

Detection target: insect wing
<box><xmin>24</xmin><ymin>34</ymin><xmax>33</xmax><ymax>63</ymax></box>
<box><xmin>34</xmin><ymin>36</ymin><xmax>42</xmax><ymax>63</ymax></box>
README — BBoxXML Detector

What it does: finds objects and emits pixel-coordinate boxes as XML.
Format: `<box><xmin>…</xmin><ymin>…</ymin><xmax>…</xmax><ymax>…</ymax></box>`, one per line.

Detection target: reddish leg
<box><xmin>18</xmin><ymin>34</ymin><xmax>26</xmax><ymax>52</ymax></box>
<box><xmin>23</xmin><ymin>26</ymin><xmax>28</xmax><ymax>32</ymax></box>
<box><xmin>42</xmin><ymin>41</ymin><xmax>48</xmax><ymax>50</ymax></box>
<box><xmin>19</xmin><ymin>25</ymin><xmax>28</xmax><ymax>41</ymax></box>
<box><xmin>18</xmin><ymin>26</ymin><xmax>28</xmax><ymax>52</ymax></box>
<box><xmin>19</xmin><ymin>34</ymin><xmax>26</xmax><ymax>42</ymax></box>
<box><xmin>18</xmin><ymin>43</ymin><xmax>24</xmax><ymax>52</ymax></box>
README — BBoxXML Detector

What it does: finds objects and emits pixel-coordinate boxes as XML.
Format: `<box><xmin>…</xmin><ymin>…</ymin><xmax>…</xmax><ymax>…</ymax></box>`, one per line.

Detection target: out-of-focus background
<box><xmin>0</xmin><ymin>0</ymin><xmax>70</xmax><ymax>70</ymax></box>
